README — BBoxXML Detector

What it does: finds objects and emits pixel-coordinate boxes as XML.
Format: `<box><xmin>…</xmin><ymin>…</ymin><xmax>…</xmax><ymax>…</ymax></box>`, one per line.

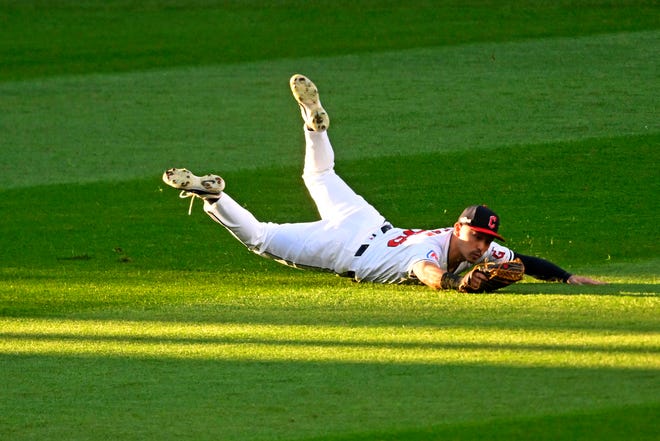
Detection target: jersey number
<box><xmin>388</xmin><ymin>230</ymin><xmax>419</xmax><ymax>247</ymax></box>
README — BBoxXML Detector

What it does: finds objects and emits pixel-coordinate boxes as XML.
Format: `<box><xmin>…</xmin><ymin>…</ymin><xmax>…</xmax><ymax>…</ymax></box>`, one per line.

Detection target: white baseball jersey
<box><xmin>350</xmin><ymin>227</ymin><xmax>514</xmax><ymax>284</ymax></box>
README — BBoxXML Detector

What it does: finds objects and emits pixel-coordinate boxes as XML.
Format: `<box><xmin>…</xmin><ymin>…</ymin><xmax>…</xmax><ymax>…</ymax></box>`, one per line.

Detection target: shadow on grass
<box><xmin>497</xmin><ymin>283</ymin><xmax>659</xmax><ymax>297</ymax></box>
<box><xmin>303</xmin><ymin>404</ymin><xmax>660</xmax><ymax>441</ymax></box>
<box><xmin>0</xmin><ymin>354</ymin><xmax>658</xmax><ymax>441</ymax></box>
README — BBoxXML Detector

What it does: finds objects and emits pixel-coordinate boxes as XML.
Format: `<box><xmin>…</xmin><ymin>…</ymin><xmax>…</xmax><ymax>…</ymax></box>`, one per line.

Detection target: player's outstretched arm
<box><xmin>515</xmin><ymin>253</ymin><xmax>607</xmax><ymax>285</ymax></box>
<box><xmin>411</xmin><ymin>260</ymin><xmax>447</xmax><ymax>290</ymax></box>
<box><xmin>567</xmin><ymin>274</ymin><xmax>607</xmax><ymax>285</ymax></box>
<box><xmin>411</xmin><ymin>260</ymin><xmax>485</xmax><ymax>291</ymax></box>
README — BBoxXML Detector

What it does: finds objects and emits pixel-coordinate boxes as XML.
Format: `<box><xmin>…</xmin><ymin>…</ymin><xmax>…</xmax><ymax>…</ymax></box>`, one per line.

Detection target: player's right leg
<box><xmin>290</xmin><ymin>74</ymin><xmax>329</xmax><ymax>132</ymax></box>
<box><xmin>290</xmin><ymin>74</ymin><xmax>385</xmax><ymax>228</ymax></box>
<box><xmin>302</xmin><ymin>129</ymin><xmax>384</xmax><ymax>225</ymax></box>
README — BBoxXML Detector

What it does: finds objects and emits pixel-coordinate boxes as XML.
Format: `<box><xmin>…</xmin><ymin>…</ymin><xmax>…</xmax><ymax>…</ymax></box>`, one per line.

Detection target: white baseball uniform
<box><xmin>204</xmin><ymin>128</ymin><xmax>514</xmax><ymax>283</ymax></box>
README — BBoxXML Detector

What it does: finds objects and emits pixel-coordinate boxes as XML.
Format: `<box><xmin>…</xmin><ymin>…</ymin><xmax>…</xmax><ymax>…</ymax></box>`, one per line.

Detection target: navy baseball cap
<box><xmin>457</xmin><ymin>205</ymin><xmax>505</xmax><ymax>241</ymax></box>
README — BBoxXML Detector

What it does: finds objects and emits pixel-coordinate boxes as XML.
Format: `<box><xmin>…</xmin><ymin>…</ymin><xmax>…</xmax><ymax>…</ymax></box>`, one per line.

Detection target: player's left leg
<box><xmin>206</xmin><ymin>196</ymin><xmax>357</xmax><ymax>274</ymax></box>
<box><xmin>163</xmin><ymin>168</ymin><xmax>266</xmax><ymax>246</ymax></box>
<box><xmin>163</xmin><ymin>167</ymin><xmax>358</xmax><ymax>274</ymax></box>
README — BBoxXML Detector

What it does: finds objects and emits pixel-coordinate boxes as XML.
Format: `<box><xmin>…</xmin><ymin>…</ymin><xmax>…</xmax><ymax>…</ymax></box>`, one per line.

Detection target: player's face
<box><xmin>454</xmin><ymin>224</ymin><xmax>494</xmax><ymax>262</ymax></box>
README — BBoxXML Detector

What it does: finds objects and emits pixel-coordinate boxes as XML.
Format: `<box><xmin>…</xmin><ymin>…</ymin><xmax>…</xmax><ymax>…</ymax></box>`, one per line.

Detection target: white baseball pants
<box><xmin>204</xmin><ymin>129</ymin><xmax>386</xmax><ymax>274</ymax></box>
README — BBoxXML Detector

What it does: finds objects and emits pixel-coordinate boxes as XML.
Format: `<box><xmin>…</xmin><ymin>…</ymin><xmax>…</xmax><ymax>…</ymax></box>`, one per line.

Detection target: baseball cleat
<box><xmin>163</xmin><ymin>168</ymin><xmax>225</xmax><ymax>214</ymax></box>
<box><xmin>162</xmin><ymin>168</ymin><xmax>225</xmax><ymax>198</ymax></box>
<box><xmin>290</xmin><ymin>74</ymin><xmax>329</xmax><ymax>131</ymax></box>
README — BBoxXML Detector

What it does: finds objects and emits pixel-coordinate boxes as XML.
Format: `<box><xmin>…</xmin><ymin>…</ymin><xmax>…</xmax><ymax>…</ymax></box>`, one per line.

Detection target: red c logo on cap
<box><xmin>488</xmin><ymin>215</ymin><xmax>497</xmax><ymax>230</ymax></box>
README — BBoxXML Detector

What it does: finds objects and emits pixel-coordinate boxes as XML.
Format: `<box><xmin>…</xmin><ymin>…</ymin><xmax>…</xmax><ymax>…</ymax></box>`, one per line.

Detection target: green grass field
<box><xmin>1</xmin><ymin>1</ymin><xmax>658</xmax><ymax>440</ymax></box>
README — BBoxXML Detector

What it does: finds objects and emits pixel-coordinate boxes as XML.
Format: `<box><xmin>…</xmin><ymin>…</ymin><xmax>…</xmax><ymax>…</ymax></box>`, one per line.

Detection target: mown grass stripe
<box><xmin>1</xmin><ymin>319</ymin><xmax>657</xmax><ymax>368</ymax></box>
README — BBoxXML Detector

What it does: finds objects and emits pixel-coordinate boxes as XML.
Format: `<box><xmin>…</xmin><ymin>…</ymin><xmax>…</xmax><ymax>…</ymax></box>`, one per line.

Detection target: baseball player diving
<box><xmin>162</xmin><ymin>74</ymin><xmax>605</xmax><ymax>292</ymax></box>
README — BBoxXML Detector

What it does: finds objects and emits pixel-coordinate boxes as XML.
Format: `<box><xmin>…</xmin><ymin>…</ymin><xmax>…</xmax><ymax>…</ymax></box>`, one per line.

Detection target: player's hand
<box><xmin>567</xmin><ymin>275</ymin><xmax>607</xmax><ymax>285</ymax></box>
<box><xmin>462</xmin><ymin>271</ymin><xmax>488</xmax><ymax>291</ymax></box>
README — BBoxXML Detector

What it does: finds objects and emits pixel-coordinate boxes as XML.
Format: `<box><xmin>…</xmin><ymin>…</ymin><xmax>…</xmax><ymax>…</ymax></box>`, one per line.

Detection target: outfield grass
<box><xmin>2</xmin><ymin>31</ymin><xmax>658</xmax><ymax>188</ymax></box>
<box><xmin>1</xmin><ymin>0</ymin><xmax>658</xmax><ymax>81</ymax></box>
<box><xmin>1</xmin><ymin>1</ymin><xmax>658</xmax><ymax>440</ymax></box>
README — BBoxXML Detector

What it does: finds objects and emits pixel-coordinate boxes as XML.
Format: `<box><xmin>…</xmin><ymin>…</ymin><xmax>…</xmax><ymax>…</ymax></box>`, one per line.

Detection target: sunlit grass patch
<box><xmin>2</xmin><ymin>318</ymin><xmax>657</xmax><ymax>369</ymax></box>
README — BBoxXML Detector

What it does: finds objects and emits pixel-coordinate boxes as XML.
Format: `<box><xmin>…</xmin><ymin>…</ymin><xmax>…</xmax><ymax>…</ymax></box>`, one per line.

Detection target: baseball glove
<box><xmin>459</xmin><ymin>258</ymin><xmax>525</xmax><ymax>293</ymax></box>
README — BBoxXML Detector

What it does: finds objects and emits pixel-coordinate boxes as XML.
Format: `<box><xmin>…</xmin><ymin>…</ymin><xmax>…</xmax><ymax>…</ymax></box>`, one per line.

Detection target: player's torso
<box><xmin>351</xmin><ymin>227</ymin><xmax>453</xmax><ymax>283</ymax></box>
<box><xmin>351</xmin><ymin>226</ymin><xmax>515</xmax><ymax>284</ymax></box>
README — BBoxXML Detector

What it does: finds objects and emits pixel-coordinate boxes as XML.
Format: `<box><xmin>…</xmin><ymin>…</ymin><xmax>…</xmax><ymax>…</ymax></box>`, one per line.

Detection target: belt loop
<box><xmin>354</xmin><ymin>244</ymin><xmax>369</xmax><ymax>257</ymax></box>
<box><xmin>354</xmin><ymin>222</ymin><xmax>392</xmax><ymax>257</ymax></box>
